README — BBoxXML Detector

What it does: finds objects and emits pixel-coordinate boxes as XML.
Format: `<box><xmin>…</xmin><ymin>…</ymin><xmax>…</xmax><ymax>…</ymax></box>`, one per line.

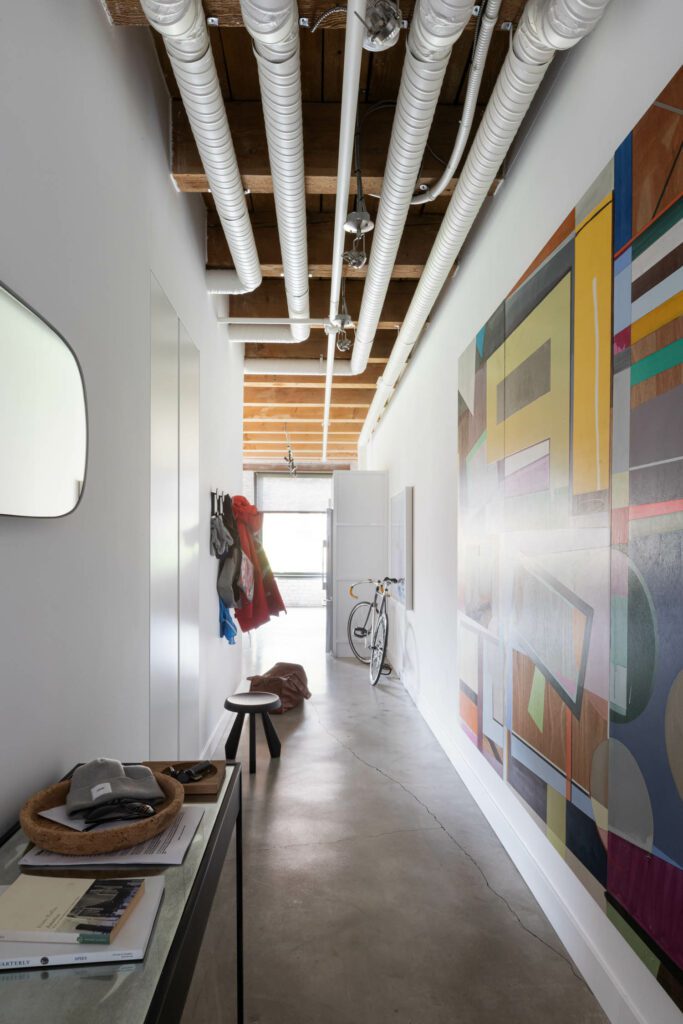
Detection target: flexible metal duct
<box><xmin>410</xmin><ymin>0</ymin><xmax>503</xmax><ymax>206</ymax></box>
<box><xmin>239</xmin><ymin>0</ymin><xmax>311</xmax><ymax>340</ymax></box>
<box><xmin>141</xmin><ymin>0</ymin><xmax>261</xmax><ymax>292</ymax></box>
<box><xmin>358</xmin><ymin>0</ymin><xmax>612</xmax><ymax>446</ymax></box>
<box><xmin>349</xmin><ymin>0</ymin><xmax>473</xmax><ymax>374</ymax></box>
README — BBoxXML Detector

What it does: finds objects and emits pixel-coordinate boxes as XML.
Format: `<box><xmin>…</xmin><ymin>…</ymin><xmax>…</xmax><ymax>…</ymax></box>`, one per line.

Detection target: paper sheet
<box><xmin>20</xmin><ymin>807</ymin><xmax>204</xmax><ymax>868</ymax></box>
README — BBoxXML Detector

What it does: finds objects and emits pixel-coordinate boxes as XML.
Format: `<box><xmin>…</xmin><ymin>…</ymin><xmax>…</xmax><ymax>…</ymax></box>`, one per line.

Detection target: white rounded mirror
<box><xmin>0</xmin><ymin>284</ymin><xmax>87</xmax><ymax>517</ymax></box>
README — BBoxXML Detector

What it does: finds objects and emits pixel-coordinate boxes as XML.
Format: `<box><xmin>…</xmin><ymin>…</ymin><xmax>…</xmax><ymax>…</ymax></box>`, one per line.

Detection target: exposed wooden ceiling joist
<box><xmin>231</xmin><ymin>279</ymin><xmax>417</xmax><ymax>327</ymax></box>
<box><xmin>173</xmin><ymin>101</ymin><xmax>502</xmax><ymax>196</ymax></box>
<box><xmin>245</xmin><ymin>407</ymin><xmax>369</xmax><ymax>421</ymax></box>
<box><xmin>244</xmin><ymin>386</ymin><xmax>373</xmax><ymax>405</ymax></box>
<box><xmin>244</xmin><ymin>333</ymin><xmax>394</xmax><ymax>361</ymax></box>
<box><xmin>244</xmin><ymin>463</ymin><xmax>352</xmax><ymax>471</ymax></box>
<box><xmin>209</xmin><ymin>211</ymin><xmax>443</xmax><ymax>279</ymax></box>
<box><xmin>104</xmin><ymin>0</ymin><xmax>524</xmax><ymax>28</ymax></box>
<box><xmin>244</xmin><ymin>365</ymin><xmax>382</xmax><ymax>386</ymax></box>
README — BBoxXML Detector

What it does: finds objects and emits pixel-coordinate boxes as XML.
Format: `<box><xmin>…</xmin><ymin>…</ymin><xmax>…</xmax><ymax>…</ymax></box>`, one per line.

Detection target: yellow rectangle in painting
<box><xmin>486</xmin><ymin>274</ymin><xmax>571</xmax><ymax>491</ymax></box>
<box><xmin>572</xmin><ymin>200</ymin><xmax>613</xmax><ymax>495</ymax></box>
<box><xmin>458</xmin><ymin>619</ymin><xmax>480</xmax><ymax>693</ymax></box>
<box><xmin>546</xmin><ymin>786</ymin><xmax>567</xmax><ymax>856</ymax></box>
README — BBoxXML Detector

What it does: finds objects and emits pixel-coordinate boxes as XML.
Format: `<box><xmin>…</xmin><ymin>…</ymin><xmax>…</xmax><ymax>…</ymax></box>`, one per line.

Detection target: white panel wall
<box><xmin>365</xmin><ymin>2</ymin><xmax>683</xmax><ymax>1022</ymax></box>
<box><xmin>0</xmin><ymin>0</ymin><xmax>243</xmax><ymax>833</ymax></box>
<box><xmin>332</xmin><ymin>470</ymin><xmax>388</xmax><ymax>657</ymax></box>
<box><xmin>150</xmin><ymin>275</ymin><xmax>180</xmax><ymax>758</ymax></box>
<box><xmin>178</xmin><ymin>323</ymin><xmax>201</xmax><ymax>759</ymax></box>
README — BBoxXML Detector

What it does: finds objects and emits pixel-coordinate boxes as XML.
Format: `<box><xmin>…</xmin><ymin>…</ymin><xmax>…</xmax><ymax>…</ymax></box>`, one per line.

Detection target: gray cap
<box><xmin>66</xmin><ymin>758</ymin><xmax>165</xmax><ymax>815</ymax></box>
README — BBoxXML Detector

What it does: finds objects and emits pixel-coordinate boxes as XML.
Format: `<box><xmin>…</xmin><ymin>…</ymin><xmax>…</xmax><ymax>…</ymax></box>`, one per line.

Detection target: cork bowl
<box><xmin>20</xmin><ymin>771</ymin><xmax>185</xmax><ymax>856</ymax></box>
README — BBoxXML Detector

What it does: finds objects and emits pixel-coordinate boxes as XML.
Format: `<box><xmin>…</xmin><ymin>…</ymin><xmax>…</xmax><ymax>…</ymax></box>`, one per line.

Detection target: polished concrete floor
<box><xmin>182</xmin><ymin>609</ymin><xmax>607</xmax><ymax>1024</ymax></box>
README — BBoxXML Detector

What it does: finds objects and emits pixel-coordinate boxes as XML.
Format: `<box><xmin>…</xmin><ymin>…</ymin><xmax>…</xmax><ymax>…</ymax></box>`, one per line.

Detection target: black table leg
<box><xmin>249</xmin><ymin>713</ymin><xmax>256</xmax><ymax>774</ymax></box>
<box><xmin>225</xmin><ymin>713</ymin><xmax>245</xmax><ymax>760</ymax></box>
<box><xmin>236</xmin><ymin>777</ymin><xmax>244</xmax><ymax>1024</ymax></box>
<box><xmin>260</xmin><ymin>713</ymin><xmax>281</xmax><ymax>758</ymax></box>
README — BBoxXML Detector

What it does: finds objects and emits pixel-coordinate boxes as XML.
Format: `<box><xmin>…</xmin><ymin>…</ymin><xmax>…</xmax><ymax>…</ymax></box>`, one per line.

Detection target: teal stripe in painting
<box><xmin>633</xmin><ymin>196</ymin><xmax>683</xmax><ymax>260</ymax></box>
<box><xmin>631</xmin><ymin>337</ymin><xmax>683</xmax><ymax>387</ymax></box>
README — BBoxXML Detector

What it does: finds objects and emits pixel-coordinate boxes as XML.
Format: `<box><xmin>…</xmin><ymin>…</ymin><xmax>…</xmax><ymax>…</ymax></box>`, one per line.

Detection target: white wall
<box><xmin>366</xmin><ymin>1</ymin><xmax>683</xmax><ymax>1022</ymax></box>
<box><xmin>0</xmin><ymin>0</ymin><xmax>243</xmax><ymax>833</ymax></box>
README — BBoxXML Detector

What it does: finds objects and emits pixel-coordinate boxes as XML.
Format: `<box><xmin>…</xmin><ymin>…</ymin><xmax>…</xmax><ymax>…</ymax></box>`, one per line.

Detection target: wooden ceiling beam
<box><xmin>231</xmin><ymin>279</ymin><xmax>415</xmax><ymax>327</ymax></box>
<box><xmin>244</xmin><ymin>365</ymin><xmax>382</xmax><ymax>387</ymax></box>
<box><xmin>244</xmin><ymin>462</ymin><xmax>352</xmax><ymax>471</ymax></box>
<box><xmin>209</xmin><ymin>211</ymin><xmax>442</xmax><ymax>279</ymax></box>
<box><xmin>104</xmin><ymin>1</ymin><xmax>524</xmax><ymax>28</ymax></box>
<box><xmin>244</xmin><ymin>334</ymin><xmax>394</xmax><ymax>360</ymax></box>
<box><xmin>245</xmin><ymin>428</ymin><xmax>360</xmax><ymax>435</ymax></box>
<box><xmin>244</xmin><ymin>386</ymin><xmax>372</xmax><ymax>405</ymax></box>
<box><xmin>244</xmin><ymin>406</ymin><xmax>369</xmax><ymax>420</ymax></box>
<box><xmin>173</xmin><ymin>101</ymin><xmax>502</xmax><ymax>195</ymax></box>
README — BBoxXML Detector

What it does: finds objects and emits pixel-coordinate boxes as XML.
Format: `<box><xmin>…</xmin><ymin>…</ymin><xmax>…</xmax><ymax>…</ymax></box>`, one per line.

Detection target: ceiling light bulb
<box><xmin>362</xmin><ymin>0</ymin><xmax>402</xmax><ymax>51</ymax></box>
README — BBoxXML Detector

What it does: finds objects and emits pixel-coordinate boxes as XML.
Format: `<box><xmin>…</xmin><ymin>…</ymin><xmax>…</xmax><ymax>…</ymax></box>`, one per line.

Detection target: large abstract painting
<box><xmin>457</xmin><ymin>68</ymin><xmax>683</xmax><ymax>1008</ymax></box>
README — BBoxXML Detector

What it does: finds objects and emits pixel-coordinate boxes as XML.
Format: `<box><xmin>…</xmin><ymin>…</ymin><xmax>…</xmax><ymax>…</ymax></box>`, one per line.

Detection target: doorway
<box><xmin>242</xmin><ymin>472</ymin><xmax>332</xmax><ymax>658</ymax></box>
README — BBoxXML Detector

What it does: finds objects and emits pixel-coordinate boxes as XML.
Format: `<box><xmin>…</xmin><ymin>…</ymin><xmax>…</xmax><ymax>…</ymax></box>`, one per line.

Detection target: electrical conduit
<box><xmin>322</xmin><ymin>0</ymin><xmax>368</xmax><ymax>461</ymax></box>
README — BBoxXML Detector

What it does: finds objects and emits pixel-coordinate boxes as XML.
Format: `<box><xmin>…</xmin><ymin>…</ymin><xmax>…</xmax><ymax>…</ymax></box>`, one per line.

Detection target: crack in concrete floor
<box><xmin>311</xmin><ymin>702</ymin><xmax>587</xmax><ymax>986</ymax></box>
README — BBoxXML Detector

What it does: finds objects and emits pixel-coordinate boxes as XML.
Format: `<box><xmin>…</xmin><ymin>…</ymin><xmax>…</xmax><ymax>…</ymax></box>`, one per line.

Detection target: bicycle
<box><xmin>347</xmin><ymin>577</ymin><xmax>401</xmax><ymax>686</ymax></box>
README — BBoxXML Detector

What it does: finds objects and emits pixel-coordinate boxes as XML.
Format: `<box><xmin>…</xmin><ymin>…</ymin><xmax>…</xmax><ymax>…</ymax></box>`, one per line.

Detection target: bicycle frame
<box><xmin>348</xmin><ymin>578</ymin><xmax>396</xmax><ymax>665</ymax></box>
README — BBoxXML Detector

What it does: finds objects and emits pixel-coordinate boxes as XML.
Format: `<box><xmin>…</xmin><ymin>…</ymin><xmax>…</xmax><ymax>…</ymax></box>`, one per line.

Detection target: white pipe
<box><xmin>244</xmin><ymin>358</ymin><xmax>356</xmax><ymax>374</ymax></box>
<box><xmin>224</xmin><ymin>325</ymin><xmax>315</xmax><ymax>343</ymax></box>
<box><xmin>349</xmin><ymin>0</ymin><xmax>473</xmax><ymax>376</ymax></box>
<box><xmin>410</xmin><ymin>0</ymin><xmax>503</xmax><ymax>205</ymax></box>
<box><xmin>239</xmin><ymin>0</ymin><xmax>311</xmax><ymax>340</ymax></box>
<box><xmin>358</xmin><ymin>0</ymin><xmax>613</xmax><ymax>448</ymax></box>
<box><xmin>321</xmin><ymin>0</ymin><xmax>368</xmax><ymax>461</ymax></box>
<box><xmin>223</xmin><ymin>317</ymin><xmax>329</xmax><ymax>326</ymax></box>
<box><xmin>141</xmin><ymin>0</ymin><xmax>261</xmax><ymax>292</ymax></box>
<box><xmin>206</xmin><ymin>270</ymin><xmax>256</xmax><ymax>295</ymax></box>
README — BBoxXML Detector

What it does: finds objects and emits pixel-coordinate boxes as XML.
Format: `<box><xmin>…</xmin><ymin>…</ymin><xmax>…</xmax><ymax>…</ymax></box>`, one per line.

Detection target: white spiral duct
<box><xmin>141</xmin><ymin>0</ymin><xmax>262</xmax><ymax>292</ymax></box>
<box><xmin>349</xmin><ymin>0</ymin><xmax>473</xmax><ymax>374</ymax></box>
<box><xmin>410</xmin><ymin>0</ymin><xmax>503</xmax><ymax>206</ymax></box>
<box><xmin>358</xmin><ymin>0</ymin><xmax>613</xmax><ymax>447</ymax></box>
<box><xmin>240</xmin><ymin>0</ymin><xmax>311</xmax><ymax>340</ymax></box>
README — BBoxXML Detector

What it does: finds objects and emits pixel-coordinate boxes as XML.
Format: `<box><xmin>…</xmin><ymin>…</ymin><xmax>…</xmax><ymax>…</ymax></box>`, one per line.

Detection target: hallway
<box><xmin>186</xmin><ymin>611</ymin><xmax>607</xmax><ymax>1024</ymax></box>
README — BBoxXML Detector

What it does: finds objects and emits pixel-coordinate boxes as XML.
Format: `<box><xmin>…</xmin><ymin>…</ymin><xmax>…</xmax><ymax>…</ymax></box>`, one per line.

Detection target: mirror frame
<box><xmin>0</xmin><ymin>279</ymin><xmax>89</xmax><ymax>520</ymax></box>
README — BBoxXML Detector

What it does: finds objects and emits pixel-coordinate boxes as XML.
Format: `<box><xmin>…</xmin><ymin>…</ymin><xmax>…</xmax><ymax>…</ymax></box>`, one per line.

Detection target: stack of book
<box><xmin>0</xmin><ymin>875</ymin><xmax>164</xmax><ymax>969</ymax></box>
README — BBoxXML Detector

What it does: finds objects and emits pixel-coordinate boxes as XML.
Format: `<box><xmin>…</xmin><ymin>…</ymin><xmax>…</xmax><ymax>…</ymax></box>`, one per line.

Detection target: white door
<box><xmin>149</xmin><ymin>277</ymin><xmax>200</xmax><ymax>759</ymax></box>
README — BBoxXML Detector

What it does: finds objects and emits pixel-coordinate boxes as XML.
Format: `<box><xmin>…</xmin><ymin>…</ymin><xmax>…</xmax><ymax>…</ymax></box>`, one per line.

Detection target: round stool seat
<box><xmin>224</xmin><ymin>691</ymin><xmax>282</xmax><ymax>714</ymax></box>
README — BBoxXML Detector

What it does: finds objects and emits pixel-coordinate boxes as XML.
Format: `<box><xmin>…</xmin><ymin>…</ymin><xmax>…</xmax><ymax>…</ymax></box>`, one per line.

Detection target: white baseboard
<box><xmin>201</xmin><ymin>708</ymin><xmax>234</xmax><ymax>760</ymax></box>
<box><xmin>417</xmin><ymin>696</ymin><xmax>683</xmax><ymax>1024</ymax></box>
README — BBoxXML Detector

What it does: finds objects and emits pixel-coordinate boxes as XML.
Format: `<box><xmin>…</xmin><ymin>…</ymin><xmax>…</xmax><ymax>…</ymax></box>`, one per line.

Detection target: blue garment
<box><xmin>219</xmin><ymin>598</ymin><xmax>238</xmax><ymax>645</ymax></box>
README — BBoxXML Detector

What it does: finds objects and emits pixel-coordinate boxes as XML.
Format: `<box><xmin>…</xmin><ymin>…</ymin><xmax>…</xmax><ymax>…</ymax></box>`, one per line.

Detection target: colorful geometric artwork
<box><xmin>457</xmin><ymin>68</ymin><xmax>683</xmax><ymax>1010</ymax></box>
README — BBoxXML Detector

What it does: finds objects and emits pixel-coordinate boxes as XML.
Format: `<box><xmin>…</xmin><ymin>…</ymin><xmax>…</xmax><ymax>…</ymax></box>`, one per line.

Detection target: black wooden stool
<box><xmin>224</xmin><ymin>691</ymin><xmax>282</xmax><ymax>774</ymax></box>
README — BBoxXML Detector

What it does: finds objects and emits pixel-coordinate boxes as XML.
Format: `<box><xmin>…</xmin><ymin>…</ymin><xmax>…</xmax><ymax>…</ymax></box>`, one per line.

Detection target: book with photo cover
<box><xmin>0</xmin><ymin>875</ymin><xmax>144</xmax><ymax>945</ymax></box>
<box><xmin>0</xmin><ymin>876</ymin><xmax>164</xmax><ymax>970</ymax></box>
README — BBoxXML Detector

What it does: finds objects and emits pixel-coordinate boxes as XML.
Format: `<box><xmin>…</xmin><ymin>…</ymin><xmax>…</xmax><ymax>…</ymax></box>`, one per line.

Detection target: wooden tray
<box><xmin>144</xmin><ymin>760</ymin><xmax>226</xmax><ymax>796</ymax></box>
<box><xmin>20</xmin><ymin>771</ymin><xmax>184</xmax><ymax>856</ymax></box>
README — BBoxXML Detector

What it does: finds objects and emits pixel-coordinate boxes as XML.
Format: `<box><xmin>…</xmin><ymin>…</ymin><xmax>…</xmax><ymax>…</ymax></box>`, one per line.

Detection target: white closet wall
<box><xmin>332</xmin><ymin>470</ymin><xmax>388</xmax><ymax>658</ymax></box>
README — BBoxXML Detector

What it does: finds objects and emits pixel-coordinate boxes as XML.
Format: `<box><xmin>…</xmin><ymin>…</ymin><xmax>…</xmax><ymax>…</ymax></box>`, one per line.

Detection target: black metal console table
<box><xmin>0</xmin><ymin>763</ymin><xmax>243</xmax><ymax>1024</ymax></box>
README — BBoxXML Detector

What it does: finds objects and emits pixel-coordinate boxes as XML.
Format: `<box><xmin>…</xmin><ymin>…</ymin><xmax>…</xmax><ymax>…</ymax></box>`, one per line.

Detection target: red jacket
<box><xmin>232</xmin><ymin>496</ymin><xmax>286</xmax><ymax>632</ymax></box>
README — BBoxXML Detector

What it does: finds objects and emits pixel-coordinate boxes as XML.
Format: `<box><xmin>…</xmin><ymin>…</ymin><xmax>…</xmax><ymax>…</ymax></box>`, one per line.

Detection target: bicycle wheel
<box><xmin>347</xmin><ymin>601</ymin><xmax>374</xmax><ymax>664</ymax></box>
<box><xmin>369</xmin><ymin>610</ymin><xmax>389</xmax><ymax>685</ymax></box>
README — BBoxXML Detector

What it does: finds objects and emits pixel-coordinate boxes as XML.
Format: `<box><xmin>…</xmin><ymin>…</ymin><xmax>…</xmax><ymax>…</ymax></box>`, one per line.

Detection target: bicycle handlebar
<box><xmin>348</xmin><ymin>576</ymin><xmax>403</xmax><ymax>599</ymax></box>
